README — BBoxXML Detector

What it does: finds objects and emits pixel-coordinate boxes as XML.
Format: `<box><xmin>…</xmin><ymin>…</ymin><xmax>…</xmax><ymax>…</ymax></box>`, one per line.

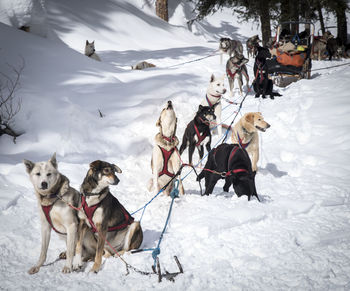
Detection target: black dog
<box><xmin>197</xmin><ymin>143</ymin><xmax>259</xmax><ymax>201</ymax></box>
<box><xmin>253</xmin><ymin>46</ymin><xmax>282</xmax><ymax>99</ymax></box>
<box><xmin>179</xmin><ymin>105</ymin><xmax>216</xmax><ymax>165</ymax></box>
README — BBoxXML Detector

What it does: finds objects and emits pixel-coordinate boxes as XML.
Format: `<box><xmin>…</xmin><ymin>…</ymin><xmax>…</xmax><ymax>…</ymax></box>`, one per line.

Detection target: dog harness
<box><xmin>225</xmin><ymin>146</ymin><xmax>249</xmax><ymax>176</ymax></box>
<box><xmin>194</xmin><ymin>124</ymin><xmax>207</xmax><ymax>147</ymax></box>
<box><xmin>236</xmin><ymin>132</ymin><xmax>251</xmax><ymax>149</ymax></box>
<box><xmin>41</xmin><ymin>203</ymin><xmax>66</xmax><ymax>235</ymax></box>
<box><xmin>81</xmin><ymin>195</ymin><xmax>134</xmax><ymax>233</ymax></box>
<box><xmin>206</xmin><ymin>94</ymin><xmax>221</xmax><ymax>108</ymax></box>
<box><xmin>158</xmin><ymin>146</ymin><xmax>175</xmax><ymax>177</ymax></box>
<box><xmin>255</xmin><ymin>59</ymin><xmax>265</xmax><ymax>84</ymax></box>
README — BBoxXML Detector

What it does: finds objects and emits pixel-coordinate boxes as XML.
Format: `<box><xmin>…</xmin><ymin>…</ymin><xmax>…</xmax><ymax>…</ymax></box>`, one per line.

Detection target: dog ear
<box><xmin>49</xmin><ymin>153</ymin><xmax>57</xmax><ymax>169</ymax></box>
<box><xmin>156</xmin><ymin>117</ymin><xmax>161</xmax><ymax>127</ymax></box>
<box><xmin>89</xmin><ymin>160</ymin><xmax>103</xmax><ymax>170</ymax></box>
<box><xmin>210</xmin><ymin>74</ymin><xmax>215</xmax><ymax>82</ymax></box>
<box><xmin>245</xmin><ymin>113</ymin><xmax>254</xmax><ymax>124</ymax></box>
<box><xmin>198</xmin><ymin>105</ymin><xmax>204</xmax><ymax>111</ymax></box>
<box><xmin>86</xmin><ymin>40</ymin><xmax>89</xmax><ymax>45</ymax></box>
<box><xmin>113</xmin><ymin>164</ymin><xmax>122</xmax><ymax>173</ymax></box>
<box><xmin>23</xmin><ymin>159</ymin><xmax>34</xmax><ymax>174</ymax></box>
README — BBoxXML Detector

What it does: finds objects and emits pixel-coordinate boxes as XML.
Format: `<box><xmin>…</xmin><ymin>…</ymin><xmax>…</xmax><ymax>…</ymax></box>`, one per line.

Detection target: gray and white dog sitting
<box><xmin>85</xmin><ymin>40</ymin><xmax>101</xmax><ymax>61</ymax></box>
<box><xmin>226</xmin><ymin>54</ymin><xmax>249</xmax><ymax>96</ymax></box>
<box><xmin>219</xmin><ymin>37</ymin><xmax>243</xmax><ymax>64</ymax></box>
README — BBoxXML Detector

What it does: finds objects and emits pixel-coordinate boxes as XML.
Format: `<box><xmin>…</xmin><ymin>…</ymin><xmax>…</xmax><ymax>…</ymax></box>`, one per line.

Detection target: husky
<box><xmin>246</xmin><ymin>35</ymin><xmax>260</xmax><ymax>58</ymax></box>
<box><xmin>219</xmin><ymin>37</ymin><xmax>244</xmax><ymax>64</ymax></box>
<box><xmin>200</xmin><ymin>74</ymin><xmax>226</xmax><ymax>137</ymax></box>
<box><xmin>75</xmin><ymin>160</ymin><xmax>143</xmax><ymax>273</ymax></box>
<box><xmin>179</xmin><ymin>105</ymin><xmax>216</xmax><ymax>165</ymax></box>
<box><xmin>24</xmin><ymin>153</ymin><xmax>82</xmax><ymax>274</ymax></box>
<box><xmin>197</xmin><ymin>143</ymin><xmax>259</xmax><ymax>201</ymax></box>
<box><xmin>226</xmin><ymin>54</ymin><xmax>249</xmax><ymax>97</ymax></box>
<box><xmin>85</xmin><ymin>40</ymin><xmax>101</xmax><ymax>61</ymax></box>
<box><xmin>131</xmin><ymin>61</ymin><xmax>156</xmax><ymax>70</ymax></box>
<box><xmin>147</xmin><ymin>101</ymin><xmax>184</xmax><ymax>196</ymax></box>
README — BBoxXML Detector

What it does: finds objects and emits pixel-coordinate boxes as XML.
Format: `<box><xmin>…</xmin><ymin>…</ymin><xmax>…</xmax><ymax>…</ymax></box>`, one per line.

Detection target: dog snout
<box><xmin>167</xmin><ymin>100</ymin><xmax>173</xmax><ymax>109</ymax></box>
<box><xmin>266</xmin><ymin>123</ymin><xmax>271</xmax><ymax>129</ymax></box>
<box><xmin>112</xmin><ymin>176</ymin><xmax>120</xmax><ymax>185</ymax></box>
<box><xmin>41</xmin><ymin>181</ymin><xmax>48</xmax><ymax>190</ymax></box>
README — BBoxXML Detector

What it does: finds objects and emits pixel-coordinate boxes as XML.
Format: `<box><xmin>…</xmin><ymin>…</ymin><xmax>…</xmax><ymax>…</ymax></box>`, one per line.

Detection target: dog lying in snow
<box><xmin>197</xmin><ymin>143</ymin><xmax>259</xmax><ymax>201</ymax></box>
<box><xmin>231</xmin><ymin>112</ymin><xmax>270</xmax><ymax>172</ymax></box>
<box><xmin>75</xmin><ymin>160</ymin><xmax>143</xmax><ymax>273</ymax></box>
<box><xmin>131</xmin><ymin>61</ymin><xmax>156</xmax><ymax>70</ymax></box>
<box><xmin>148</xmin><ymin>101</ymin><xmax>184</xmax><ymax>196</ymax></box>
<box><xmin>85</xmin><ymin>40</ymin><xmax>101</xmax><ymax>61</ymax></box>
<box><xmin>179</xmin><ymin>105</ymin><xmax>216</xmax><ymax>165</ymax></box>
<box><xmin>23</xmin><ymin>153</ymin><xmax>93</xmax><ymax>274</ymax></box>
<box><xmin>200</xmin><ymin>74</ymin><xmax>226</xmax><ymax>136</ymax></box>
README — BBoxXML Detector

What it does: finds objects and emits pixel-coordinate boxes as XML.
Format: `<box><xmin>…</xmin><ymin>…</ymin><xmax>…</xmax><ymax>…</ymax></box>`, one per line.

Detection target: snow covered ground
<box><xmin>1</xmin><ymin>0</ymin><xmax>350</xmax><ymax>290</ymax></box>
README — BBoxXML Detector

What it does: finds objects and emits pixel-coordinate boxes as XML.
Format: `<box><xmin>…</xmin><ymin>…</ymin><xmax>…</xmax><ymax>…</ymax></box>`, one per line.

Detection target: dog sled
<box><xmin>267</xmin><ymin>21</ymin><xmax>315</xmax><ymax>87</ymax></box>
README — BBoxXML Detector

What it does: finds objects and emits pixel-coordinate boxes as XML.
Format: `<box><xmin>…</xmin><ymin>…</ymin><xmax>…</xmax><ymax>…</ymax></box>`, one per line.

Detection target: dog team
<box><xmin>25</xmin><ymin>36</ymin><xmax>273</xmax><ymax>275</ymax></box>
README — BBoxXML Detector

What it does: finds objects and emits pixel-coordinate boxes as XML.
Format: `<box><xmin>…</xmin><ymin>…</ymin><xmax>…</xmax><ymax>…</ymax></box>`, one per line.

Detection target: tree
<box><xmin>0</xmin><ymin>60</ymin><xmax>24</xmax><ymax>143</ymax></box>
<box><xmin>156</xmin><ymin>0</ymin><xmax>168</xmax><ymax>22</ymax></box>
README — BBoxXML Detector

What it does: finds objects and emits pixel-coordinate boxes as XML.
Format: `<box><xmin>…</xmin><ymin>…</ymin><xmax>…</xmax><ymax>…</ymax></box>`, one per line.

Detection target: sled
<box><xmin>152</xmin><ymin>256</ymin><xmax>184</xmax><ymax>283</ymax></box>
<box><xmin>267</xmin><ymin>21</ymin><xmax>315</xmax><ymax>87</ymax></box>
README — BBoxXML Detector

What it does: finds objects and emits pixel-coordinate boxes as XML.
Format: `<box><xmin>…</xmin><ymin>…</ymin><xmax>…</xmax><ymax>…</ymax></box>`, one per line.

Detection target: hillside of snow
<box><xmin>1</xmin><ymin>0</ymin><xmax>350</xmax><ymax>290</ymax></box>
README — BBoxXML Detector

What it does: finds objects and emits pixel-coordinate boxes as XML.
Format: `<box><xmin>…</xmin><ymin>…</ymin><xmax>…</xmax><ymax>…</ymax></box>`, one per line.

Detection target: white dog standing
<box><xmin>201</xmin><ymin>74</ymin><xmax>227</xmax><ymax>136</ymax></box>
<box><xmin>148</xmin><ymin>101</ymin><xmax>184</xmax><ymax>196</ymax></box>
<box><xmin>85</xmin><ymin>40</ymin><xmax>101</xmax><ymax>61</ymax></box>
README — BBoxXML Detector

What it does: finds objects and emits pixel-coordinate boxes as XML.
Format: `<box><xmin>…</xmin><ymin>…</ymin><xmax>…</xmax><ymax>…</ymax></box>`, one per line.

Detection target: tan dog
<box><xmin>231</xmin><ymin>112</ymin><xmax>270</xmax><ymax>172</ymax></box>
<box><xmin>148</xmin><ymin>101</ymin><xmax>184</xmax><ymax>196</ymax></box>
<box><xmin>23</xmin><ymin>153</ymin><xmax>80</xmax><ymax>274</ymax></box>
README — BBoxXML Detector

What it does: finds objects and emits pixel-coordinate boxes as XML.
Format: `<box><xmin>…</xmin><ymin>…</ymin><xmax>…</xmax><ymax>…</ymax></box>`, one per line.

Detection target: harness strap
<box><xmin>226</xmin><ymin>145</ymin><xmax>248</xmax><ymax>176</ymax></box>
<box><xmin>227</xmin><ymin>67</ymin><xmax>238</xmax><ymax>79</ymax></box>
<box><xmin>162</xmin><ymin>135</ymin><xmax>175</xmax><ymax>143</ymax></box>
<box><xmin>206</xmin><ymin>94</ymin><xmax>221</xmax><ymax>108</ymax></box>
<box><xmin>81</xmin><ymin>195</ymin><xmax>134</xmax><ymax>233</ymax></box>
<box><xmin>158</xmin><ymin>146</ymin><xmax>175</xmax><ymax>178</ymax></box>
<box><xmin>237</xmin><ymin>132</ymin><xmax>250</xmax><ymax>149</ymax></box>
<box><xmin>41</xmin><ymin>204</ymin><xmax>66</xmax><ymax>235</ymax></box>
<box><xmin>194</xmin><ymin>124</ymin><xmax>207</xmax><ymax>147</ymax></box>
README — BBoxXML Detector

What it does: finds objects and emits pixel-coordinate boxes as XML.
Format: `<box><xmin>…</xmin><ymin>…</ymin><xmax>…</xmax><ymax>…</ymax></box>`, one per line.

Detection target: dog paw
<box><xmin>62</xmin><ymin>265</ymin><xmax>72</xmax><ymax>274</ymax></box>
<box><xmin>73</xmin><ymin>256</ymin><xmax>83</xmax><ymax>270</ymax></box>
<box><xmin>59</xmin><ymin>251</ymin><xmax>66</xmax><ymax>260</ymax></box>
<box><xmin>90</xmin><ymin>263</ymin><xmax>100</xmax><ymax>273</ymax></box>
<box><xmin>28</xmin><ymin>266</ymin><xmax>40</xmax><ymax>275</ymax></box>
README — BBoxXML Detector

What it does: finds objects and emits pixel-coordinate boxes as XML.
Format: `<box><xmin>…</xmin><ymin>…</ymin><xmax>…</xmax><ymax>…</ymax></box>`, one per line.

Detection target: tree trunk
<box><xmin>316</xmin><ymin>1</ymin><xmax>325</xmax><ymax>35</ymax></box>
<box><xmin>290</xmin><ymin>0</ymin><xmax>299</xmax><ymax>35</ymax></box>
<box><xmin>336</xmin><ymin>3</ymin><xmax>348</xmax><ymax>45</ymax></box>
<box><xmin>156</xmin><ymin>0</ymin><xmax>168</xmax><ymax>22</ymax></box>
<box><xmin>259</xmin><ymin>0</ymin><xmax>271</xmax><ymax>47</ymax></box>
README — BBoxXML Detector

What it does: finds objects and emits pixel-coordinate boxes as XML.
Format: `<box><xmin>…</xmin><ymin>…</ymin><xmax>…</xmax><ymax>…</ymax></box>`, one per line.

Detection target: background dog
<box><xmin>179</xmin><ymin>105</ymin><xmax>216</xmax><ymax>165</ymax></box>
<box><xmin>200</xmin><ymin>74</ymin><xmax>226</xmax><ymax>136</ymax></box>
<box><xmin>231</xmin><ymin>112</ymin><xmax>270</xmax><ymax>173</ymax></box>
<box><xmin>312</xmin><ymin>31</ymin><xmax>333</xmax><ymax>61</ymax></box>
<box><xmin>226</xmin><ymin>55</ymin><xmax>249</xmax><ymax>96</ymax></box>
<box><xmin>148</xmin><ymin>101</ymin><xmax>184</xmax><ymax>196</ymax></box>
<box><xmin>219</xmin><ymin>37</ymin><xmax>244</xmax><ymax>64</ymax></box>
<box><xmin>76</xmin><ymin>160</ymin><xmax>142</xmax><ymax>273</ymax></box>
<box><xmin>197</xmin><ymin>143</ymin><xmax>259</xmax><ymax>201</ymax></box>
<box><xmin>253</xmin><ymin>46</ymin><xmax>281</xmax><ymax>99</ymax></box>
<box><xmin>246</xmin><ymin>35</ymin><xmax>260</xmax><ymax>58</ymax></box>
<box><xmin>85</xmin><ymin>40</ymin><xmax>101</xmax><ymax>61</ymax></box>
<box><xmin>131</xmin><ymin>61</ymin><xmax>156</xmax><ymax>70</ymax></box>
<box><xmin>23</xmin><ymin>153</ymin><xmax>80</xmax><ymax>274</ymax></box>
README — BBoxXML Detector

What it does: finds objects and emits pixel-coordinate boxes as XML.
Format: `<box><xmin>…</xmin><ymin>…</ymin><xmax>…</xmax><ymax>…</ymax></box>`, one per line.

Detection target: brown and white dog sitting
<box><xmin>148</xmin><ymin>101</ymin><xmax>184</xmax><ymax>196</ymax></box>
<box><xmin>230</xmin><ymin>112</ymin><xmax>270</xmax><ymax>172</ymax></box>
<box><xmin>75</xmin><ymin>161</ymin><xmax>143</xmax><ymax>273</ymax></box>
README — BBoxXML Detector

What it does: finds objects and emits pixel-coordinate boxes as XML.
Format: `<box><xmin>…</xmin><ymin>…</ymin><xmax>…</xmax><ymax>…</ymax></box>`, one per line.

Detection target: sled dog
<box><xmin>148</xmin><ymin>101</ymin><xmax>184</xmax><ymax>196</ymax></box>
<box><xmin>75</xmin><ymin>160</ymin><xmax>143</xmax><ymax>273</ymax></box>
<box><xmin>226</xmin><ymin>55</ymin><xmax>249</xmax><ymax>97</ymax></box>
<box><xmin>246</xmin><ymin>35</ymin><xmax>260</xmax><ymax>58</ymax></box>
<box><xmin>197</xmin><ymin>143</ymin><xmax>259</xmax><ymax>201</ymax></box>
<box><xmin>131</xmin><ymin>61</ymin><xmax>156</xmax><ymax>70</ymax></box>
<box><xmin>219</xmin><ymin>37</ymin><xmax>244</xmax><ymax>64</ymax></box>
<box><xmin>231</xmin><ymin>112</ymin><xmax>270</xmax><ymax>172</ymax></box>
<box><xmin>85</xmin><ymin>40</ymin><xmax>101</xmax><ymax>61</ymax></box>
<box><xmin>24</xmin><ymin>153</ymin><xmax>80</xmax><ymax>274</ymax></box>
<box><xmin>200</xmin><ymin>74</ymin><xmax>226</xmax><ymax>136</ymax></box>
<box><xmin>179</xmin><ymin>105</ymin><xmax>216</xmax><ymax>165</ymax></box>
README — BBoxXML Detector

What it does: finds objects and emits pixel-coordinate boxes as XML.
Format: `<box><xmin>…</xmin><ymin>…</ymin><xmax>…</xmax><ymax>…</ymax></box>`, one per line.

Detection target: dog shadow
<box><xmin>259</xmin><ymin>163</ymin><xmax>287</xmax><ymax>178</ymax></box>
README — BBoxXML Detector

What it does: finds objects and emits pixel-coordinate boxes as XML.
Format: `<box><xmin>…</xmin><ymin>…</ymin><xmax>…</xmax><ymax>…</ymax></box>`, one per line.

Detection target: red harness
<box><xmin>237</xmin><ymin>132</ymin><xmax>250</xmax><ymax>149</ymax></box>
<box><xmin>206</xmin><ymin>94</ymin><xmax>221</xmax><ymax>107</ymax></box>
<box><xmin>194</xmin><ymin>124</ymin><xmax>207</xmax><ymax>147</ymax></box>
<box><xmin>158</xmin><ymin>146</ymin><xmax>175</xmax><ymax>177</ymax></box>
<box><xmin>225</xmin><ymin>146</ymin><xmax>248</xmax><ymax>176</ymax></box>
<box><xmin>41</xmin><ymin>204</ymin><xmax>66</xmax><ymax>235</ymax></box>
<box><xmin>81</xmin><ymin>195</ymin><xmax>134</xmax><ymax>233</ymax></box>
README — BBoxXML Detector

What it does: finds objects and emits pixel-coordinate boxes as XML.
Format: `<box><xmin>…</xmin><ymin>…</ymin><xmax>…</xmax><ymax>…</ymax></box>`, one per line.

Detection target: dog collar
<box><xmin>82</xmin><ymin>187</ymin><xmax>109</xmax><ymax>197</ymax></box>
<box><xmin>162</xmin><ymin>135</ymin><xmax>175</xmax><ymax>143</ymax></box>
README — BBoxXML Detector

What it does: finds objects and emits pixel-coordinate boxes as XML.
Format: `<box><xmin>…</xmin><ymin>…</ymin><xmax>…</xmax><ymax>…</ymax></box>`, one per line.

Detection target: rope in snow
<box><xmin>311</xmin><ymin>61</ymin><xmax>350</xmax><ymax>72</ymax></box>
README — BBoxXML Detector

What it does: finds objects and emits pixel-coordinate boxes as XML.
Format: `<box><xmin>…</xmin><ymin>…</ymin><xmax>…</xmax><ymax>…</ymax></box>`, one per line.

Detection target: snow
<box><xmin>1</xmin><ymin>0</ymin><xmax>350</xmax><ymax>290</ymax></box>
